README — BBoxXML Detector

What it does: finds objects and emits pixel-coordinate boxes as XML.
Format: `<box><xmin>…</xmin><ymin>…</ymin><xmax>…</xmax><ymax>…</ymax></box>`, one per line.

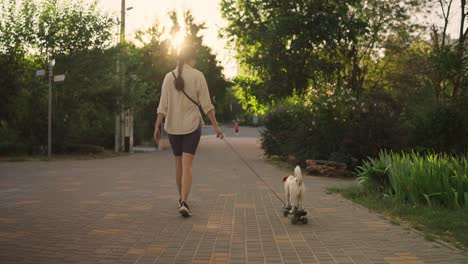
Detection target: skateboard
<box><xmin>283</xmin><ymin>206</ymin><xmax>308</xmax><ymax>225</ymax></box>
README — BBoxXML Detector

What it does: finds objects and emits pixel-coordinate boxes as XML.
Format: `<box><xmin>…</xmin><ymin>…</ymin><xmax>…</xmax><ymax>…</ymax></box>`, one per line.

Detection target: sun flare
<box><xmin>172</xmin><ymin>30</ymin><xmax>186</xmax><ymax>50</ymax></box>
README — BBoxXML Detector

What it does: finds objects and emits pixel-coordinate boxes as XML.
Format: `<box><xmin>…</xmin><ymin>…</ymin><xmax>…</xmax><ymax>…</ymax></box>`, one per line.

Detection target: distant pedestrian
<box><xmin>154</xmin><ymin>45</ymin><xmax>224</xmax><ymax>217</ymax></box>
<box><xmin>234</xmin><ymin>122</ymin><xmax>240</xmax><ymax>135</ymax></box>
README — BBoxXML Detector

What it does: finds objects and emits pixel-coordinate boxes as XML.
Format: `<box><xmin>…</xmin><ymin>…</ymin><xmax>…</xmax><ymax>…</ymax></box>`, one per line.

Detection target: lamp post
<box><xmin>120</xmin><ymin>0</ymin><xmax>126</xmax><ymax>44</ymax></box>
<box><xmin>48</xmin><ymin>58</ymin><xmax>55</xmax><ymax>158</ymax></box>
<box><xmin>115</xmin><ymin>0</ymin><xmax>134</xmax><ymax>153</ymax></box>
<box><xmin>37</xmin><ymin>59</ymin><xmax>64</xmax><ymax>158</ymax></box>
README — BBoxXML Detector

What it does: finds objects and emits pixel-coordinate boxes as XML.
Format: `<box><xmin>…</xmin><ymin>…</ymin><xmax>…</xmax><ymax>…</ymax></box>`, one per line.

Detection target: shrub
<box><xmin>261</xmin><ymin>101</ymin><xmax>305</xmax><ymax>159</ymax></box>
<box><xmin>345</xmin><ymin>91</ymin><xmax>408</xmax><ymax>161</ymax></box>
<box><xmin>0</xmin><ymin>121</ymin><xmax>27</xmax><ymax>155</ymax></box>
<box><xmin>261</xmin><ymin>83</ymin><xmax>467</xmax><ymax>169</ymax></box>
<box><xmin>355</xmin><ymin>151</ymin><xmax>393</xmax><ymax>194</ymax></box>
<box><xmin>410</xmin><ymin>100</ymin><xmax>468</xmax><ymax>153</ymax></box>
<box><xmin>261</xmin><ymin>84</ymin><xmax>404</xmax><ymax>167</ymax></box>
<box><xmin>356</xmin><ymin>151</ymin><xmax>468</xmax><ymax>209</ymax></box>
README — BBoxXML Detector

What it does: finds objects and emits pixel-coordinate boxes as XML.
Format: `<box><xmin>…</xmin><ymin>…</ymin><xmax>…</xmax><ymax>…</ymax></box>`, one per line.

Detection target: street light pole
<box><xmin>116</xmin><ymin>0</ymin><xmax>134</xmax><ymax>153</ymax></box>
<box><xmin>115</xmin><ymin>0</ymin><xmax>126</xmax><ymax>153</ymax></box>
<box><xmin>114</xmin><ymin>0</ymin><xmax>135</xmax><ymax>153</ymax></box>
<box><xmin>121</xmin><ymin>0</ymin><xmax>126</xmax><ymax>44</ymax></box>
<box><xmin>47</xmin><ymin>58</ymin><xmax>55</xmax><ymax>158</ymax></box>
<box><xmin>120</xmin><ymin>0</ymin><xmax>126</xmax><ymax>152</ymax></box>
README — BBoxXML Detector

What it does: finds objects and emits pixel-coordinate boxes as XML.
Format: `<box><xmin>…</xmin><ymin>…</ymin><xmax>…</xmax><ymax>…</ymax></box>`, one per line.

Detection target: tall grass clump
<box><xmin>356</xmin><ymin>151</ymin><xmax>468</xmax><ymax>209</ymax></box>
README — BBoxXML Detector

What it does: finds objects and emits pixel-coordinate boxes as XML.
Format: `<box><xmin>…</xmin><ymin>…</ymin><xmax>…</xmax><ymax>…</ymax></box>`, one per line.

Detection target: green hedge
<box><xmin>261</xmin><ymin>88</ymin><xmax>406</xmax><ymax>167</ymax></box>
<box><xmin>261</xmin><ymin>88</ymin><xmax>467</xmax><ymax>167</ymax></box>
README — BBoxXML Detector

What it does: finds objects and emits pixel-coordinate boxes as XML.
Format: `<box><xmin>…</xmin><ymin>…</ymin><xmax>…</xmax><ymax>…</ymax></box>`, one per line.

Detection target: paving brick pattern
<box><xmin>0</xmin><ymin>127</ymin><xmax>467</xmax><ymax>263</ymax></box>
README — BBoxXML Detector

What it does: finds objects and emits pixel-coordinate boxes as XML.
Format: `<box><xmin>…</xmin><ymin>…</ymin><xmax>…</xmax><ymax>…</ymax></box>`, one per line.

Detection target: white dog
<box><xmin>283</xmin><ymin>165</ymin><xmax>305</xmax><ymax>213</ymax></box>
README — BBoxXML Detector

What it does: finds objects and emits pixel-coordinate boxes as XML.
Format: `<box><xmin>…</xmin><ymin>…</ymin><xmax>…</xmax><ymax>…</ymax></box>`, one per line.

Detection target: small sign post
<box><xmin>54</xmin><ymin>75</ymin><xmax>65</xmax><ymax>82</ymax></box>
<box><xmin>37</xmin><ymin>59</ymin><xmax>65</xmax><ymax>158</ymax></box>
<box><xmin>47</xmin><ymin>59</ymin><xmax>55</xmax><ymax>158</ymax></box>
<box><xmin>36</xmin><ymin>69</ymin><xmax>46</xmax><ymax>77</ymax></box>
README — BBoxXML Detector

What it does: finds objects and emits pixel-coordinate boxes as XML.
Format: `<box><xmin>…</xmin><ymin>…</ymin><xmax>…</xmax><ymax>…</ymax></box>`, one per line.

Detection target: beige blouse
<box><xmin>157</xmin><ymin>64</ymin><xmax>214</xmax><ymax>135</ymax></box>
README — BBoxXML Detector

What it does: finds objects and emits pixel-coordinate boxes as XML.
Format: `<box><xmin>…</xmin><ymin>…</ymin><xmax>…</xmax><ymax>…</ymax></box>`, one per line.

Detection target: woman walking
<box><xmin>234</xmin><ymin>122</ymin><xmax>240</xmax><ymax>135</ymax></box>
<box><xmin>154</xmin><ymin>45</ymin><xmax>224</xmax><ymax>217</ymax></box>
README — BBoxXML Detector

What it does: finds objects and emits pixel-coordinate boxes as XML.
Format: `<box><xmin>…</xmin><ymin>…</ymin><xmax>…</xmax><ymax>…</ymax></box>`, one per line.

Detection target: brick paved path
<box><xmin>0</xmin><ymin>127</ymin><xmax>467</xmax><ymax>263</ymax></box>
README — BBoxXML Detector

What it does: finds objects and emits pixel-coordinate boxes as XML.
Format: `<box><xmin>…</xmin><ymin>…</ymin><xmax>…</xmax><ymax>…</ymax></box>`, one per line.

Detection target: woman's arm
<box><xmin>198</xmin><ymin>72</ymin><xmax>224</xmax><ymax>139</ymax></box>
<box><xmin>155</xmin><ymin>113</ymin><xmax>164</xmax><ymax>131</ymax></box>
<box><xmin>154</xmin><ymin>113</ymin><xmax>165</xmax><ymax>145</ymax></box>
<box><xmin>154</xmin><ymin>74</ymin><xmax>170</xmax><ymax>145</ymax></box>
<box><xmin>206</xmin><ymin>110</ymin><xmax>224</xmax><ymax>139</ymax></box>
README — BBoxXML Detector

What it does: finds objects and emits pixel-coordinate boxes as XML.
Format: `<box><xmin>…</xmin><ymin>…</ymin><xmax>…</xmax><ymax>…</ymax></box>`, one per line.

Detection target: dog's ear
<box><xmin>282</xmin><ymin>176</ymin><xmax>289</xmax><ymax>182</ymax></box>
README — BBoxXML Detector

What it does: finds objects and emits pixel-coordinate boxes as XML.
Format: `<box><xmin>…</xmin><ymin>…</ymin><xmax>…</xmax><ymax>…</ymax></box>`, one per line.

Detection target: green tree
<box><xmin>365</xmin><ymin>38</ymin><xmax>436</xmax><ymax>108</ymax></box>
<box><xmin>0</xmin><ymin>0</ymin><xmax>117</xmax><ymax>153</ymax></box>
<box><xmin>0</xmin><ymin>0</ymin><xmax>39</xmax><ymax>125</ymax></box>
<box><xmin>429</xmin><ymin>0</ymin><xmax>467</xmax><ymax>100</ymax></box>
<box><xmin>220</xmin><ymin>0</ymin><xmax>360</xmax><ymax>99</ymax></box>
<box><xmin>35</xmin><ymin>0</ymin><xmax>117</xmax><ymax>150</ymax></box>
<box><xmin>36</xmin><ymin>0</ymin><xmax>115</xmax><ymax>56</ymax></box>
<box><xmin>0</xmin><ymin>0</ymin><xmax>44</xmax><ymax>153</ymax></box>
<box><xmin>220</xmin><ymin>0</ymin><xmax>429</xmax><ymax>105</ymax></box>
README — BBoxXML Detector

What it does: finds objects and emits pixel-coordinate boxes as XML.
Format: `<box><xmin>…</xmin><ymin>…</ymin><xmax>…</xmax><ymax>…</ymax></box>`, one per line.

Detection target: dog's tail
<box><xmin>294</xmin><ymin>165</ymin><xmax>303</xmax><ymax>184</ymax></box>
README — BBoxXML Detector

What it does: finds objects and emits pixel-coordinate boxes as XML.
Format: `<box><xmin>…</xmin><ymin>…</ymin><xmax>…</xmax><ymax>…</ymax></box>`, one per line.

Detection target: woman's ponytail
<box><xmin>173</xmin><ymin>45</ymin><xmax>196</xmax><ymax>91</ymax></box>
<box><xmin>174</xmin><ymin>60</ymin><xmax>185</xmax><ymax>91</ymax></box>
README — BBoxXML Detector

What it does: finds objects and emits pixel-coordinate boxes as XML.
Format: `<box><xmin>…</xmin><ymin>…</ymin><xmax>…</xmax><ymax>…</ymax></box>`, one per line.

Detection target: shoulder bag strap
<box><xmin>172</xmin><ymin>71</ymin><xmax>205</xmax><ymax>115</ymax></box>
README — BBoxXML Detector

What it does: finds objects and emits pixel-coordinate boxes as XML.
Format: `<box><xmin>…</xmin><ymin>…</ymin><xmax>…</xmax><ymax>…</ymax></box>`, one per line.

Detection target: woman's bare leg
<box><xmin>181</xmin><ymin>153</ymin><xmax>194</xmax><ymax>202</ymax></box>
<box><xmin>175</xmin><ymin>156</ymin><xmax>182</xmax><ymax>198</ymax></box>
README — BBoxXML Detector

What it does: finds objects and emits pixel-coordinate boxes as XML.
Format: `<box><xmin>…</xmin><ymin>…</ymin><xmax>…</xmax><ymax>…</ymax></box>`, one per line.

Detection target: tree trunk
<box><xmin>349</xmin><ymin>44</ymin><xmax>361</xmax><ymax>94</ymax></box>
<box><xmin>453</xmin><ymin>0</ymin><xmax>466</xmax><ymax>97</ymax></box>
<box><xmin>438</xmin><ymin>0</ymin><xmax>453</xmax><ymax>48</ymax></box>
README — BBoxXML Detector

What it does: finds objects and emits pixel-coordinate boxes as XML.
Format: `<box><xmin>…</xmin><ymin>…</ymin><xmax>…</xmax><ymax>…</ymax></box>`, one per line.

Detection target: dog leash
<box><xmin>222</xmin><ymin>137</ymin><xmax>286</xmax><ymax>207</ymax></box>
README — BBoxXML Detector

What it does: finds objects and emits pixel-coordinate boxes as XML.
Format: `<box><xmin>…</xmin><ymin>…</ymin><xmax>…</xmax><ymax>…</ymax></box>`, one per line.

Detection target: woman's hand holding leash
<box><xmin>154</xmin><ymin>113</ymin><xmax>165</xmax><ymax>145</ymax></box>
<box><xmin>215</xmin><ymin>127</ymin><xmax>224</xmax><ymax>139</ymax></box>
<box><xmin>154</xmin><ymin>128</ymin><xmax>161</xmax><ymax>145</ymax></box>
<box><xmin>206</xmin><ymin>109</ymin><xmax>224</xmax><ymax>139</ymax></box>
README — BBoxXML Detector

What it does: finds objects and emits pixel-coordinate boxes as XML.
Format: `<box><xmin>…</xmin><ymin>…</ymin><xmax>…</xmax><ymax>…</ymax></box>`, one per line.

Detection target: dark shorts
<box><xmin>168</xmin><ymin>126</ymin><xmax>202</xmax><ymax>156</ymax></box>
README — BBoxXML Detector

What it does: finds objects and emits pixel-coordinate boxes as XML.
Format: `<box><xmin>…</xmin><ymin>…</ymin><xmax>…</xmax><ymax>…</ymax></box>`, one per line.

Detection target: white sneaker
<box><xmin>179</xmin><ymin>202</ymin><xmax>191</xmax><ymax>217</ymax></box>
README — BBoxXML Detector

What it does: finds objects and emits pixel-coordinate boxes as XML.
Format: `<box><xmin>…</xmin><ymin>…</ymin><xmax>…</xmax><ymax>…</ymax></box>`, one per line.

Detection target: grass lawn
<box><xmin>328</xmin><ymin>185</ymin><xmax>468</xmax><ymax>251</ymax></box>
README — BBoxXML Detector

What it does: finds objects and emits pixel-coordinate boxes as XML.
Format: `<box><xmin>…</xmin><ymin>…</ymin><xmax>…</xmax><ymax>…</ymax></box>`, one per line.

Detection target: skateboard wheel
<box><xmin>301</xmin><ymin>217</ymin><xmax>308</xmax><ymax>224</ymax></box>
<box><xmin>291</xmin><ymin>216</ymin><xmax>298</xmax><ymax>225</ymax></box>
<box><xmin>283</xmin><ymin>210</ymin><xmax>289</xmax><ymax>217</ymax></box>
